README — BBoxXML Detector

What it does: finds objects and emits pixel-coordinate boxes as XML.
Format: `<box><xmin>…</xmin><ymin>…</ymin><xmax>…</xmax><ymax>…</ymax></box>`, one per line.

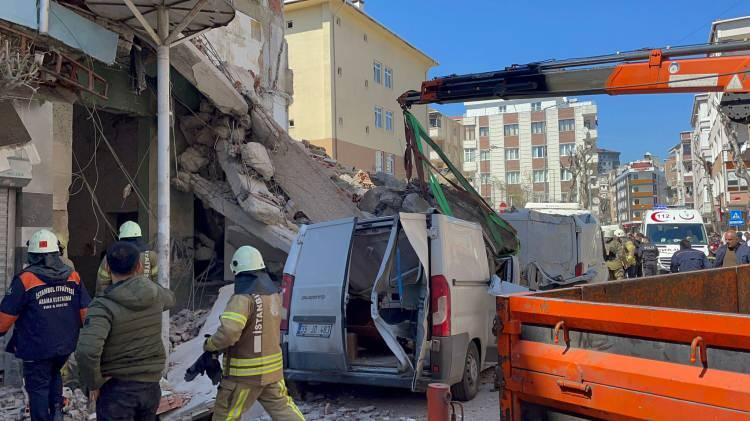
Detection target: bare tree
<box><xmin>561</xmin><ymin>136</ymin><xmax>597</xmax><ymax>209</ymax></box>
<box><xmin>692</xmin><ymin>147</ymin><xmax>718</xmax><ymax>232</ymax></box>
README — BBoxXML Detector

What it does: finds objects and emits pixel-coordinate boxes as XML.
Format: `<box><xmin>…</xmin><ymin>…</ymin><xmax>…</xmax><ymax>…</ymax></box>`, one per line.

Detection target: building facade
<box><xmin>665</xmin><ymin>132</ymin><xmax>694</xmax><ymax>208</ymax></box>
<box><xmin>284</xmin><ymin>0</ymin><xmax>436</xmax><ymax>177</ymax></box>
<box><xmin>615</xmin><ymin>155</ymin><xmax>667</xmax><ymax>224</ymax></box>
<box><xmin>461</xmin><ymin>98</ymin><xmax>598</xmax><ymax>208</ymax></box>
<box><xmin>688</xmin><ymin>17</ymin><xmax>750</xmax><ymax>231</ymax></box>
<box><xmin>597</xmin><ymin>148</ymin><xmax>621</xmax><ymax>174</ymax></box>
<box><xmin>428</xmin><ymin>109</ymin><xmax>463</xmax><ymax>171</ymax></box>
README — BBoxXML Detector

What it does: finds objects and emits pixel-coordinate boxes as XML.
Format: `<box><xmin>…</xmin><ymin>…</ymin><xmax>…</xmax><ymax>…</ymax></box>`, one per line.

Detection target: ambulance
<box><xmin>641</xmin><ymin>209</ymin><xmax>709</xmax><ymax>272</ymax></box>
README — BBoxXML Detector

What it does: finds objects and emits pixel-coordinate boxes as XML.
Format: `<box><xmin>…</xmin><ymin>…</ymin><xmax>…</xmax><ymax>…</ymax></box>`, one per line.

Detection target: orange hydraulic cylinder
<box><xmin>426</xmin><ymin>383</ymin><xmax>451</xmax><ymax>421</ymax></box>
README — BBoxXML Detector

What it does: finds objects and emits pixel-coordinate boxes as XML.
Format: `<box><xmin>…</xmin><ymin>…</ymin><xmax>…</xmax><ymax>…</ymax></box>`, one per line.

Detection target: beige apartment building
<box><xmin>428</xmin><ymin>109</ymin><xmax>464</xmax><ymax>171</ymax></box>
<box><xmin>462</xmin><ymin>98</ymin><xmax>598</xmax><ymax>208</ymax></box>
<box><xmin>284</xmin><ymin>0</ymin><xmax>437</xmax><ymax>177</ymax></box>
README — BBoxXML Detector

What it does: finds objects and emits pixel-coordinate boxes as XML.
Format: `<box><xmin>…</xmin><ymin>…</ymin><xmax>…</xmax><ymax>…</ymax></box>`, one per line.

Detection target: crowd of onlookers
<box><xmin>604</xmin><ymin>228</ymin><xmax>749</xmax><ymax>280</ymax></box>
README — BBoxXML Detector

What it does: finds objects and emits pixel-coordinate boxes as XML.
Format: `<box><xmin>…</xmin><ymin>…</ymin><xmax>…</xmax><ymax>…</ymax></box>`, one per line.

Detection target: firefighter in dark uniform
<box><xmin>0</xmin><ymin>229</ymin><xmax>90</xmax><ymax>421</ymax></box>
<box><xmin>639</xmin><ymin>236</ymin><xmax>660</xmax><ymax>277</ymax></box>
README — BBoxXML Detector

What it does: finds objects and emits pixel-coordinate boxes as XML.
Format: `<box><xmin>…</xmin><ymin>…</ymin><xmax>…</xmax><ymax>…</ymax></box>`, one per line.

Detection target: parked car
<box><xmin>280</xmin><ymin>212</ymin><xmax>516</xmax><ymax>401</ymax></box>
<box><xmin>501</xmin><ymin>207</ymin><xmax>607</xmax><ymax>289</ymax></box>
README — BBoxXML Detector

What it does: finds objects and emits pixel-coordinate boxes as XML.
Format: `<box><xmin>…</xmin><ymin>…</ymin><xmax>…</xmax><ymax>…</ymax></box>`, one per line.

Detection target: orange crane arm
<box><xmin>399</xmin><ymin>40</ymin><xmax>750</xmax><ymax>121</ymax></box>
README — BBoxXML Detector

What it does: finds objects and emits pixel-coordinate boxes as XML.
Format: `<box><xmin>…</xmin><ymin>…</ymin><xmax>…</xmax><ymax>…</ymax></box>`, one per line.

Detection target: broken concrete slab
<box><xmin>175</xmin><ymin>172</ymin><xmax>294</xmax><ymax>253</ymax></box>
<box><xmin>371</xmin><ymin>171</ymin><xmax>407</xmax><ymax>191</ymax></box>
<box><xmin>240</xmin><ymin>142</ymin><xmax>274</xmax><ymax>180</ymax></box>
<box><xmin>402</xmin><ymin>193</ymin><xmax>430</xmax><ymax>213</ymax></box>
<box><xmin>179</xmin><ymin>147</ymin><xmax>209</xmax><ymax>173</ymax></box>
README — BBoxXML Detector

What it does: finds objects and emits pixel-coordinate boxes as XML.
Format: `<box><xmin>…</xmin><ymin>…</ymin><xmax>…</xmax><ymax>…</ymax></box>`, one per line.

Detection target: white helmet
<box><xmin>231</xmin><ymin>245</ymin><xmax>265</xmax><ymax>275</ymax></box>
<box><xmin>28</xmin><ymin>229</ymin><xmax>60</xmax><ymax>254</ymax></box>
<box><xmin>614</xmin><ymin>229</ymin><xmax>626</xmax><ymax>238</ymax></box>
<box><xmin>119</xmin><ymin>221</ymin><xmax>142</xmax><ymax>239</ymax></box>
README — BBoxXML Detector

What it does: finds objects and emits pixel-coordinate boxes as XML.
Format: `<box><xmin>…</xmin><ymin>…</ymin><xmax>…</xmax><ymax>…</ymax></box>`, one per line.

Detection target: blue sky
<box><xmin>365</xmin><ymin>0</ymin><xmax>750</xmax><ymax>163</ymax></box>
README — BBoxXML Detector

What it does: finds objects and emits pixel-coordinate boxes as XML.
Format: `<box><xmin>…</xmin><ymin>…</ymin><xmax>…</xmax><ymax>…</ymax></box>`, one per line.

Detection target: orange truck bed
<box><xmin>496</xmin><ymin>266</ymin><xmax>750</xmax><ymax>420</ymax></box>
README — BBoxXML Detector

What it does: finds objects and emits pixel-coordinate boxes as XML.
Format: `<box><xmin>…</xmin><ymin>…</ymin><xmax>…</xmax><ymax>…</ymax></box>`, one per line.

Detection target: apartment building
<box><xmin>615</xmin><ymin>155</ymin><xmax>667</xmax><ymax>224</ymax></box>
<box><xmin>428</xmin><ymin>109</ymin><xmax>463</xmax><ymax>170</ymax></box>
<box><xmin>597</xmin><ymin>148</ymin><xmax>621</xmax><ymax>174</ymax></box>
<box><xmin>665</xmin><ymin>132</ymin><xmax>695</xmax><ymax>208</ymax></box>
<box><xmin>461</xmin><ymin>98</ymin><xmax>598</xmax><ymax>208</ymax></box>
<box><xmin>284</xmin><ymin>0</ymin><xmax>437</xmax><ymax>177</ymax></box>
<box><xmin>689</xmin><ymin>17</ymin><xmax>750</xmax><ymax>229</ymax></box>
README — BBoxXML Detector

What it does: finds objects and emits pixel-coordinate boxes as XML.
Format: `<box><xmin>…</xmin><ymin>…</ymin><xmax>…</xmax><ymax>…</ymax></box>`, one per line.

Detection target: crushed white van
<box><xmin>280</xmin><ymin>212</ymin><xmax>515</xmax><ymax>401</ymax></box>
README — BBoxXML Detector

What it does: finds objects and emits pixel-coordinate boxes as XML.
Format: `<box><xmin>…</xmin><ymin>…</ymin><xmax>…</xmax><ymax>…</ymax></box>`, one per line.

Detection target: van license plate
<box><xmin>297</xmin><ymin>323</ymin><xmax>333</xmax><ymax>338</ymax></box>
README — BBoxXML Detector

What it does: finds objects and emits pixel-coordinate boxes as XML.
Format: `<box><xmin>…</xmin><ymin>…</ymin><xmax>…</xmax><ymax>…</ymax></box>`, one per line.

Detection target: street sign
<box><xmin>729</xmin><ymin>210</ymin><xmax>744</xmax><ymax>226</ymax></box>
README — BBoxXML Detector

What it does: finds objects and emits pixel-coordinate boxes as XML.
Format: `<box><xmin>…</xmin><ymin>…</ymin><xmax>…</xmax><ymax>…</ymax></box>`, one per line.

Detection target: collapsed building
<box><xmin>0</xmin><ymin>0</ymin><xmax>378</xmax><ymax>389</ymax></box>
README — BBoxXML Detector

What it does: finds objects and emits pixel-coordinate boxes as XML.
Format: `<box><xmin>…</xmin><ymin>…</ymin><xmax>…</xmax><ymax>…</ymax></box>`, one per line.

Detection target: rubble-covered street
<box><xmin>244</xmin><ymin>371</ymin><xmax>498</xmax><ymax>421</ymax></box>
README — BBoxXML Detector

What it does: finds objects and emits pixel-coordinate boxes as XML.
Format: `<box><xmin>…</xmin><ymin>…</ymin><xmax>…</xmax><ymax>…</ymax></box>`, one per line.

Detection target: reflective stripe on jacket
<box><xmin>205</xmin><ymin>293</ymin><xmax>283</xmax><ymax>386</ymax></box>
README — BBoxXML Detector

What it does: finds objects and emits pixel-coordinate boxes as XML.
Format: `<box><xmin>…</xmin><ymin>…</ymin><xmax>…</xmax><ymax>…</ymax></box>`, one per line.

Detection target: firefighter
<box><xmin>204</xmin><ymin>246</ymin><xmax>304</xmax><ymax>421</ymax></box>
<box><xmin>95</xmin><ymin>221</ymin><xmax>158</xmax><ymax>296</ymax></box>
<box><xmin>605</xmin><ymin>229</ymin><xmax>627</xmax><ymax>280</ymax></box>
<box><xmin>0</xmin><ymin>229</ymin><xmax>90</xmax><ymax>421</ymax></box>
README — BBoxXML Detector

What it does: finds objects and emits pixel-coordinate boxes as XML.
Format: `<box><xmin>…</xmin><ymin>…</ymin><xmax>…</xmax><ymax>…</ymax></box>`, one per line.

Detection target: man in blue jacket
<box><xmin>713</xmin><ymin>230</ymin><xmax>750</xmax><ymax>267</ymax></box>
<box><xmin>670</xmin><ymin>239</ymin><xmax>710</xmax><ymax>273</ymax></box>
<box><xmin>0</xmin><ymin>229</ymin><xmax>90</xmax><ymax>421</ymax></box>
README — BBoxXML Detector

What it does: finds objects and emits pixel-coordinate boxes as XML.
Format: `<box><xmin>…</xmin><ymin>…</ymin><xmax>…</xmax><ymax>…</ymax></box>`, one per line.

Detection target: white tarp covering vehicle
<box><xmin>501</xmin><ymin>208</ymin><xmax>607</xmax><ymax>289</ymax></box>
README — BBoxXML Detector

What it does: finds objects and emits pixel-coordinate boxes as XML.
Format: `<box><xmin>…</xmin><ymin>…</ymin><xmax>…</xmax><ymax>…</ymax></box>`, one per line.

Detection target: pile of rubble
<box><xmin>62</xmin><ymin>387</ymin><xmax>90</xmax><ymax>421</ymax></box>
<box><xmin>170</xmin><ymin>308</ymin><xmax>211</xmax><ymax>347</ymax></box>
<box><xmin>0</xmin><ymin>386</ymin><xmax>25</xmax><ymax>420</ymax></box>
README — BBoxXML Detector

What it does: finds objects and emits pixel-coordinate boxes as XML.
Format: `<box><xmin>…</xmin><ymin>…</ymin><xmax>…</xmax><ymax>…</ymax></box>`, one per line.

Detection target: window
<box><xmin>336</xmin><ymin>17</ymin><xmax>341</xmax><ymax>25</ymax></box>
<box><xmin>364</xmin><ymin>33</ymin><xmax>368</xmax><ymax>42</ymax></box>
<box><xmin>560</xmin><ymin>168</ymin><xmax>573</xmax><ymax>181</ymax></box>
<box><xmin>384</xmin><ymin>67</ymin><xmax>393</xmax><ymax>89</ymax></box>
<box><xmin>287</xmin><ymin>20</ymin><xmax>294</xmax><ymax>29</ymax></box>
<box><xmin>533</xmin><ymin>170</ymin><xmax>548</xmax><ymax>183</ymax></box>
<box><xmin>337</xmin><ymin>67</ymin><xmax>342</xmax><ymax>76</ymax></box>
<box><xmin>506</xmin><ymin>171</ymin><xmax>520</xmax><ymax>184</ymax></box>
<box><xmin>289</xmin><ymin>119</ymin><xmax>295</xmax><ymax>128</ymax></box>
<box><xmin>531</xmin><ymin>102</ymin><xmax>542</xmax><ymax>111</ymax></box>
<box><xmin>504</xmin><ymin>124</ymin><xmax>519</xmax><ymax>136</ymax></box>
<box><xmin>479</xmin><ymin>126</ymin><xmax>489</xmax><ymax>137</ymax></box>
<box><xmin>385</xmin><ymin>154</ymin><xmax>394</xmax><ymax>175</ymax></box>
<box><xmin>251</xmin><ymin>19</ymin><xmax>262</xmax><ymax>41</ymax></box>
<box><xmin>560</xmin><ymin>143</ymin><xmax>576</xmax><ymax>156</ymax></box>
<box><xmin>464</xmin><ymin>148</ymin><xmax>476</xmax><ymax>163</ymax></box>
<box><xmin>531</xmin><ymin>121</ymin><xmax>546</xmax><ymax>134</ymax></box>
<box><xmin>338</xmin><ymin>117</ymin><xmax>343</xmax><ymax>126</ymax></box>
<box><xmin>559</xmin><ymin>119</ymin><xmax>575</xmax><ymax>132</ymax></box>
<box><xmin>429</xmin><ymin>115</ymin><xmax>441</xmax><ymax>128</ymax></box>
<box><xmin>374</xmin><ymin>107</ymin><xmax>383</xmax><ymax>128</ymax></box>
<box><xmin>532</xmin><ymin>146</ymin><xmax>547</xmax><ymax>158</ymax></box>
<box><xmin>375</xmin><ymin>151</ymin><xmax>383</xmax><ymax>172</ymax></box>
<box><xmin>464</xmin><ymin>125</ymin><xmax>476</xmax><ymax>140</ymax></box>
<box><xmin>498</xmin><ymin>105</ymin><xmax>507</xmax><ymax>113</ymax></box>
<box><xmin>373</xmin><ymin>62</ymin><xmax>382</xmax><ymax>84</ymax></box>
<box><xmin>480</xmin><ymin>150</ymin><xmax>490</xmax><ymax>161</ymax></box>
<box><xmin>479</xmin><ymin>173</ymin><xmax>491</xmax><ymax>185</ymax></box>
<box><xmin>385</xmin><ymin>111</ymin><xmax>393</xmax><ymax>131</ymax></box>
<box><xmin>505</xmin><ymin>148</ymin><xmax>519</xmax><ymax>160</ymax></box>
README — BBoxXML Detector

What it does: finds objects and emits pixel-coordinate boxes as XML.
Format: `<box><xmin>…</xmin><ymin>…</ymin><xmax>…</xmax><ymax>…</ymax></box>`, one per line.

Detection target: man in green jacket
<box><xmin>76</xmin><ymin>241</ymin><xmax>175</xmax><ymax>421</ymax></box>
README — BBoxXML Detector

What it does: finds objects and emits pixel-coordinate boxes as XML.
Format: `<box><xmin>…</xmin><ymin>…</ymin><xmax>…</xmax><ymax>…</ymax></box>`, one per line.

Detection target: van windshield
<box><xmin>646</xmin><ymin>223</ymin><xmax>707</xmax><ymax>245</ymax></box>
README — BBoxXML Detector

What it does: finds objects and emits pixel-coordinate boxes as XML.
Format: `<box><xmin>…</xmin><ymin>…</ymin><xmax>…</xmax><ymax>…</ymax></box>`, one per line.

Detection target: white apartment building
<box><xmin>690</xmin><ymin>17</ymin><xmax>750</xmax><ymax>229</ymax></box>
<box><xmin>461</xmin><ymin>98</ymin><xmax>598</xmax><ymax>208</ymax></box>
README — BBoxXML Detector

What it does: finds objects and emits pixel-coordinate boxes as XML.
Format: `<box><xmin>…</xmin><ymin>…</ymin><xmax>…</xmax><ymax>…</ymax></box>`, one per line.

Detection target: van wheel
<box><xmin>451</xmin><ymin>342</ymin><xmax>480</xmax><ymax>401</ymax></box>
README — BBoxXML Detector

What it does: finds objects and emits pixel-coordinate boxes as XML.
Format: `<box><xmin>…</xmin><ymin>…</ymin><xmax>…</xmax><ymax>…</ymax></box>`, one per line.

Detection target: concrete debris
<box><xmin>179</xmin><ymin>147</ymin><xmax>209</xmax><ymax>173</ymax></box>
<box><xmin>0</xmin><ymin>386</ymin><xmax>26</xmax><ymax>420</ymax></box>
<box><xmin>370</xmin><ymin>172</ymin><xmax>407</xmax><ymax>191</ymax></box>
<box><xmin>240</xmin><ymin>142</ymin><xmax>274</xmax><ymax>180</ymax></box>
<box><xmin>170</xmin><ymin>308</ymin><xmax>210</xmax><ymax>347</ymax></box>
<box><xmin>62</xmin><ymin>387</ymin><xmax>91</xmax><ymax>421</ymax></box>
<box><xmin>402</xmin><ymin>193</ymin><xmax>430</xmax><ymax>213</ymax></box>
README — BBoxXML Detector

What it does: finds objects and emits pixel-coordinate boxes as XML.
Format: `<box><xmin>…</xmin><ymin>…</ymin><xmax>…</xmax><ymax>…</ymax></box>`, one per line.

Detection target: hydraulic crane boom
<box><xmin>399</xmin><ymin>39</ymin><xmax>750</xmax><ymax>122</ymax></box>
